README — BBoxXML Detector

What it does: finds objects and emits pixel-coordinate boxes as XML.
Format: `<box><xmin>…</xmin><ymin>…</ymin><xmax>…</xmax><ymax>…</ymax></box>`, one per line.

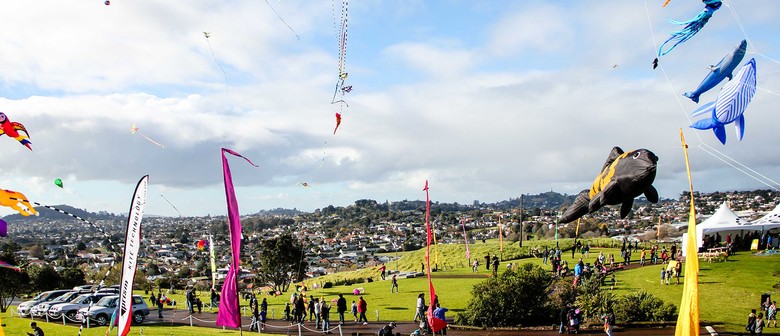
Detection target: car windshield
<box><xmin>56</xmin><ymin>292</ymin><xmax>78</xmax><ymax>302</ymax></box>
<box><xmin>43</xmin><ymin>292</ymin><xmax>63</xmax><ymax>301</ymax></box>
<box><xmin>72</xmin><ymin>294</ymin><xmax>91</xmax><ymax>304</ymax></box>
<box><xmin>31</xmin><ymin>292</ymin><xmax>47</xmax><ymax>300</ymax></box>
<box><xmin>95</xmin><ymin>297</ymin><xmax>116</xmax><ymax>308</ymax></box>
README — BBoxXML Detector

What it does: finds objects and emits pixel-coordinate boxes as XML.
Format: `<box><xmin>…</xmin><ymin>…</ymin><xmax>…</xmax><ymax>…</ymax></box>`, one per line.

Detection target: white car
<box><xmin>48</xmin><ymin>293</ymin><xmax>114</xmax><ymax>320</ymax></box>
<box><xmin>76</xmin><ymin>295</ymin><xmax>150</xmax><ymax>326</ymax></box>
<box><xmin>17</xmin><ymin>289</ymin><xmax>72</xmax><ymax>317</ymax></box>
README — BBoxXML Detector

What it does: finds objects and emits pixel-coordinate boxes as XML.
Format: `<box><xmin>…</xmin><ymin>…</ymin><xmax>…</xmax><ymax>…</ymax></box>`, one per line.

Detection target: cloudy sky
<box><xmin>0</xmin><ymin>0</ymin><xmax>778</xmax><ymax>217</ymax></box>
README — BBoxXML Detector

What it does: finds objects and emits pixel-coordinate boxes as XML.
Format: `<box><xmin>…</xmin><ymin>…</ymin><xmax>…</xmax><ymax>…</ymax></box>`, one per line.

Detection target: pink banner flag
<box><xmin>423</xmin><ymin>181</ymin><xmax>447</xmax><ymax>333</ymax></box>
<box><xmin>216</xmin><ymin>148</ymin><xmax>258</xmax><ymax>328</ymax></box>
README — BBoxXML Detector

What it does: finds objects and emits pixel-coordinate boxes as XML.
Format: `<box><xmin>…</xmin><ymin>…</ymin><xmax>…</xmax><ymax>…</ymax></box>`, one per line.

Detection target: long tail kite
<box><xmin>654</xmin><ymin>0</ymin><xmax>722</xmax><ymax>68</ymax></box>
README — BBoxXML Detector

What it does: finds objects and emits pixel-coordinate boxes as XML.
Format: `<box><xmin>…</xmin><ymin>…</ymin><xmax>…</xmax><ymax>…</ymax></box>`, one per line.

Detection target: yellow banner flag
<box><xmin>675</xmin><ymin>129</ymin><xmax>699</xmax><ymax>336</ymax></box>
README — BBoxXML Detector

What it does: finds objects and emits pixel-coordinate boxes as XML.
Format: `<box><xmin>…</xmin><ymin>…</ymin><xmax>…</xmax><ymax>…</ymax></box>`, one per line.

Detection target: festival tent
<box><xmin>681</xmin><ymin>202</ymin><xmax>744</xmax><ymax>255</ymax></box>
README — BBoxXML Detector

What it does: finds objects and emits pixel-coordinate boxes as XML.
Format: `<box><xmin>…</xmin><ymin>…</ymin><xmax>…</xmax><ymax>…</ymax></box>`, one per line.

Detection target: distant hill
<box><xmin>2</xmin><ymin>204</ymin><xmax>120</xmax><ymax>222</ymax></box>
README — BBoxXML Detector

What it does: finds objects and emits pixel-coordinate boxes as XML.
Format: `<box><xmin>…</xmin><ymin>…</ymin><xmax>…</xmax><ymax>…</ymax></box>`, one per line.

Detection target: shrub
<box><xmin>323</xmin><ymin>282</ymin><xmax>333</xmax><ymax>289</ymax></box>
<box><xmin>456</xmin><ymin>263</ymin><xmax>553</xmax><ymax>327</ymax></box>
<box><xmin>614</xmin><ymin>290</ymin><xmax>677</xmax><ymax>322</ymax></box>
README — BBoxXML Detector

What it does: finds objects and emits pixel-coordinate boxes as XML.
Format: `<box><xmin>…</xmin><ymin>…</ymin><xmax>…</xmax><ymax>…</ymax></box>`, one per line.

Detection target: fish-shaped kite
<box><xmin>690</xmin><ymin>58</ymin><xmax>757</xmax><ymax>144</ymax></box>
<box><xmin>560</xmin><ymin>147</ymin><xmax>659</xmax><ymax>223</ymax></box>
<box><xmin>0</xmin><ymin>189</ymin><xmax>37</xmax><ymax>217</ymax></box>
<box><xmin>0</xmin><ymin>113</ymin><xmax>31</xmax><ymax>150</ymax></box>
<box><xmin>684</xmin><ymin>40</ymin><xmax>747</xmax><ymax>103</ymax></box>
<box><xmin>655</xmin><ymin>0</ymin><xmax>722</xmax><ymax>67</ymax></box>
<box><xmin>333</xmin><ymin>113</ymin><xmax>342</xmax><ymax>134</ymax></box>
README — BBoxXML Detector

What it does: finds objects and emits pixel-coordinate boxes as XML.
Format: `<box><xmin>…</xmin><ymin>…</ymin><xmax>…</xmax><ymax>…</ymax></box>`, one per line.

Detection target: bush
<box><xmin>456</xmin><ymin>263</ymin><xmax>553</xmax><ymax>327</ymax></box>
<box><xmin>323</xmin><ymin>282</ymin><xmax>333</xmax><ymax>289</ymax></box>
<box><xmin>614</xmin><ymin>290</ymin><xmax>677</xmax><ymax>322</ymax></box>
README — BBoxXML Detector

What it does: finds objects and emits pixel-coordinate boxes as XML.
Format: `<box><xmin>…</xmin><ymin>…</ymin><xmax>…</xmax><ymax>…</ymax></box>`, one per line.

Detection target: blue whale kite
<box><xmin>690</xmin><ymin>58</ymin><xmax>756</xmax><ymax>144</ymax></box>
<box><xmin>684</xmin><ymin>40</ymin><xmax>747</xmax><ymax>103</ymax></box>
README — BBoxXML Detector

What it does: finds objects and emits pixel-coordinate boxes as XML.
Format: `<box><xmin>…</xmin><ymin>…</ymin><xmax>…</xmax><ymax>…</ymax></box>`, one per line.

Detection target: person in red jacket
<box><xmin>357</xmin><ymin>296</ymin><xmax>368</xmax><ymax>324</ymax></box>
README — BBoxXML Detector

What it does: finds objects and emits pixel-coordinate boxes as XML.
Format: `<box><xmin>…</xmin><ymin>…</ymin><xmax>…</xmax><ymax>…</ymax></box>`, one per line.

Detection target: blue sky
<box><xmin>0</xmin><ymin>0</ymin><xmax>779</xmax><ymax>217</ymax></box>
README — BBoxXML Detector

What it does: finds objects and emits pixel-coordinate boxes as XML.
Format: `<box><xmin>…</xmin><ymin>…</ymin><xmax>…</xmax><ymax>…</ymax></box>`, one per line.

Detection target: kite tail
<box><xmin>657</xmin><ymin>2</ymin><xmax>721</xmax><ymax>57</ymax></box>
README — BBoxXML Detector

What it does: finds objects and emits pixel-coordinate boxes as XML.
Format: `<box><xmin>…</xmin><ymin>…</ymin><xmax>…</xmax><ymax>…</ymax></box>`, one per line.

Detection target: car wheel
<box><xmin>133</xmin><ymin>312</ymin><xmax>145</xmax><ymax>324</ymax></box>
<box><xmin>96</xmin><ymin>314</ymin><xmax>109</xmax><ymax>326</ymax></box>
<box><xmin>66</xmin><ymin>311</ymin><xmax>77</xmax><ymax>321</ymax></box>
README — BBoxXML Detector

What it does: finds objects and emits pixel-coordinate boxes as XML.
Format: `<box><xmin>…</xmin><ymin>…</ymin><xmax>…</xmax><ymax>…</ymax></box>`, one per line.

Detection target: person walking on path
<box><xmin>351</xmin><ymin>300</ymin><xmax>358</xmax><ymax>321</ymax></box>
<box><xmin>756</xmin><ymin>312</ymin><xmax>765</xmax><ymax>336</ymax></box>
<box><xmin>391</xmin><ymin>274</ymin><xmax>399</xmax><ymax>293</ymax></box>
<box><xmin>321</xmin><ymin>300</ymin><xmax>332</xmax><ymax>333</ymax></box>
<box><xmin>414</xmin><ymin>293</ymin><xmax>425</xmax><ymax>322</ymax></box>
<box><xmin>357</xmin><ymin>296</ymin><xmax>368</xmax><ymax>324</ymax></box>
<box><xmin>336</xmin><ymin>294</ymin><xmax>347</xmax><ymax>324</ymax></box>
<box><xmin>602</xmin><ymin>309</ymin><xmax>615</xmax><ymax>336</ymax></box>
<box><xmin>748</xmin><ymin>309</ymin><xmax>758</xmax><ymax>336</ymax></box>
<box><xmin>768</xmin><ymin>301</ymin><xmax>777</xmax><ymax>328</ymax></box>
<box><xmin>157</xmin><ymin>293</ymin><xmax>165</xmax><ymax>319</ymax></box>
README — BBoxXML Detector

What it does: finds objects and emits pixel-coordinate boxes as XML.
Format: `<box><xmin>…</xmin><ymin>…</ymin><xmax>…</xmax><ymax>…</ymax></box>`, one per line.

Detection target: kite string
<box><xmin>204</xmin><ymin>34</ymin><xmax>229</xmax><ymax>95</ymax></box>
<box><xmin>697</xmin><ymin>144</ymin><xmax>780</xmax><ymax>191</ymax></box>
<box><xmin>262</xmin><ymin>0</ymin><xmax>300</xmax><ymax>39</ymax></box>
<box><xmin>160</xmin><ymin>194</ymin><xmax>183</xmax><ymax>217</ymax></box>
<box><xmin>699</xmin><ymin>143</ymin><xmax>780</xmax><ymax>189</ymax></box>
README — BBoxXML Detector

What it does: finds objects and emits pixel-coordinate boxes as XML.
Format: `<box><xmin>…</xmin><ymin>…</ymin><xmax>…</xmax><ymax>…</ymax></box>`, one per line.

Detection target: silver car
<box><xmin>76</xmin><ymin>295</ymin><xmax>150</xmax><ymax>326</ymax></box>
<box><xmin>48</xmin><ymin>293</ymin><xmax>113</xmax><ymax>320</ymax></box>
<box><xmin>17</xmin><ymin>289</ymin><xmax>72</xmax><ymax>317</ymax></box>
<box><xmin>30</xmin><ymin>291</ymin><xmax>88</xmax><ymax>318</ymax></box>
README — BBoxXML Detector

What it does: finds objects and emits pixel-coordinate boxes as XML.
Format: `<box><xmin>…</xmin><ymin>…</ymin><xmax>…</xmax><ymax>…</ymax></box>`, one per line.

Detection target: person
<box><xmin>414</xmin><ymin>293</ymin><xmax>425</xmax><ymax>322</ymax></box>
<box><xmin>295</xmin><ymin>295</ymin><xmax>306</xmax><ymax>324</ymax></box>
<box><xmin>768</xmin><ymin>301</ymin><xmax>777</xmax><ymax>328</ymax></box>
<box><xmin>378</xmin><ymin>322</ymin><xmax>397</xmax><ymax>336</ymax></box>
<box><xmin>210</xmin><ymin>288</ymin><xmax>219</xmax><ymax>310</ymax></box>
<box><xmin>320</xmin><ymin>300</ymin><xmax>331</xmax><ymax>333</ymax></box>
<box><xmin>492</xmin><ymin>255</ymin><xmax>499</xmax><ymax>276</ymax></box>
<box><xmin>309</xmin><ymin>295</ymin><xmax>316</xmax><ymax>322</ymax></box>
<box><xmin>314</xmin><ymin>298</ymin><xmax>322</xmax><ymax>329</ymax></box>
<box><xmin>351</xmin><ymin>300</ymin><xmax>358</xmax><ymax>321</ymax></box>
<box><xmin>559</xmin><ymin>305</ymin><xmax>569</xmax><ymax>334</ymax></box>
<box><xmin>284</xmin><ymin>302</ymin><xmax>291</xmax><ymax>321</ymax></box>
<box><xmin>249</xmin><ymin>295</ymin><xmax>259</xmax><ymax>331</ymax></box>
<box><xmin>640</xmin><ymin>248</ymin><xmax>646</xmax><ymax>266</ymax></box>
<box><xmin>336</xmin><ymin>294</ymin><xmax>347</xmax><ymax>324</ymax></box>
<box><xmin>186</xmin><ymin>287</ymin><xmax>195</xmax><ymax>313</ymax></box>
<box><xmin>748</xmin><ymin>309</ymin><xmax>758</xmax><ymax>336</ymax></box>
<box><xmin>471</xmin><ymin>259</ymin><xmax>479</xmax><ymax>272</ymax></box>
<box><xmin>150</xmin><ymin>292</ymin><xmax>157</xmax><ymax>307</ymax></box>
<box><xmin>421</xmin><ymin>262</ymin><xmax>425</xmax><ymax>273</ymax></box>
<box><xmin>391</xmin><ymin>274</ymin><xmax>399</xmax><ymax>293</ymax></box>
<box><xmin>379</xmin><ymin>264</ymin><xmax>387</xmax><ymax>280</ymax></box>
<box><xmin>542</xmin><ymin>247</ymin><xmax>549</xmax><ymax>265</ymax></box>
<box><xmin>195</xmin><ymin>297</ymin><xmax>202</xmax><ymax>313</ymax></box>
<box><xmin>27</xmin><ymin>321</ymin><xmax>44</xmax><ymax>336</ymax></box>
<box><xmin>157</xmin><ymin>293</ymin><xmax>165</xmax><ymax>318</ymax></box>
<box><xmin>660</xmin><ymin>266</ymin><xmax>666</xmax><ymax>285</ymax></box>
<box><xmin>756</xmin><ymin>312</ymin><xmax>765</xmax><ymax>336</ymax></box>
<box><xmin>601</xmin><ymin>309</ymin><xmax>615</xmax><ymax>336</ymax></box>
<box><xmin>357</xmin><ymin>296</ymin><xmax>368</xmax><ymax>324</ymax></box>
<box><xmin>260</xmin><ymin>308</ymin><xmax>267</xmax><ymax>331</ymax></box>
<box><xmin>433</xmin><ymin>303</ymin><xmax>448</xmax><ymax>335</ymax></box>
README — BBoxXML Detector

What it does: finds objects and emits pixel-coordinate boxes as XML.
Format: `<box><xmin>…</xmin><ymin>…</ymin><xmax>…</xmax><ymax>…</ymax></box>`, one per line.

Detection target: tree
<box><xmin>76</xmin><ymin>242</ymin><xmax>87</xmax><ymax>251</ymax></box>
<box><xmin>0</xmin><ymin>250</ymin><xmax>29</xmax><ymax>312</ymax></box>
<box><xmin>456</xmin><ymin>263</ymin><xmax>553</xmax><ymax>327</ymax></box>
<box><xmin>28</xmin><ymin>245</ymin><xmax>45</xmax><ymax>260</ymax></box>
<box><xmin>59</xmin><ymin>267</ymin><xmax>86</xmax><ymax>289</ymax></box>
<box><xmin>28</xmin><ymin>265</ymin><xmax>61</xmax><ymax>292</ymax></box>
<box><xmin>256</xmin><ymin>234</ymin><xmax>307</xmax><ymax>293</ymax></box>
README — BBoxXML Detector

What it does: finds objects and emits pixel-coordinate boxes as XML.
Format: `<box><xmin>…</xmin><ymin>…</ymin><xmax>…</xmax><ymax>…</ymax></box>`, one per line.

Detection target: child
<box><xmin>259</xmin><ymin>309</ymin><xmax>267</xmax><ymax>331</ymax></box>
<box><xmin>284</xmin><ymin>302</ymin><xmax>291</xmax><ymax>321</ymax></box>
<box><xmin>351</xmin><ymin>300</ymin><xmax>358</xmax><ymax>321</ymax></box>
<box><xmin>610</xmin><ymin>274</ymin><xmax>616</xmax><ymax>290</ymax></box>
<box><xmin>660</xmin><ymin>267</ymin><xmax>666</xmax><ymax>285</ymax></box>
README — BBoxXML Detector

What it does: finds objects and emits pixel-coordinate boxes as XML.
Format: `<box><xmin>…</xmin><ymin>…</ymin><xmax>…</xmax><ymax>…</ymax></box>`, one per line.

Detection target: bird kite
<box><xmin>690</xmin><ymin>58</ymin><xmax>757</xmax><ymax>144</ymax></box>
<box><xmin>560</xmin><ymin>147</ymin><xmax>659</xmax><ymax>223</ymax></box>
<box><xmin>333</xmin><ymin>113</ymin><xmax>342</xmax><ymax>134</ymax></box>
<box><xmin>684</xmin><ymin>40</ymin><xmax>747</xmax><ymax>103</ymax></box>
<box><xmin>654</xmin><ymin>0</ymin><xmax>722</xmax><ymax>68</ymax></box>
<box><xmin>130</xmin><ymin>124</ymin><xmax>165</xmax><ymax>148</ymax></box>
<box><xmin>0</xmin><ymin>113</ymin><xmax>31</xmax><ymax>150</ymax></box>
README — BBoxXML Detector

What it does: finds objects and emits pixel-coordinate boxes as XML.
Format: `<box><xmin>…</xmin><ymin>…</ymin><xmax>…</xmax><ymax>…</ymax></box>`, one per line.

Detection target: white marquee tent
<box><xmin>682</xmin><ymin>202</ymin><xmax>780</xmax><ymax>255</ymax></box>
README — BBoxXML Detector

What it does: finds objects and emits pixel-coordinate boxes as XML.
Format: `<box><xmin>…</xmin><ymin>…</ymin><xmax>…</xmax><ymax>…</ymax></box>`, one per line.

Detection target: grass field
<box><xmin>3</xmin><ymin>239</ymin><xmax>777</xmax><ymax>335</ymax></box>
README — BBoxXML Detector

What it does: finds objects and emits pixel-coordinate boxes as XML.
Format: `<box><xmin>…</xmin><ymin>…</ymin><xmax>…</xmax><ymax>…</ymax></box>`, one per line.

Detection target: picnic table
<box><xmin>698</xmin><ymin>247</ymin><xmax>728</xmax><ymax>262</ymax></box>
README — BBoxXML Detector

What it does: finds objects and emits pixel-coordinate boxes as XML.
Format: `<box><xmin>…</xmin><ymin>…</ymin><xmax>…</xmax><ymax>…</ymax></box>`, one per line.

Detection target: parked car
<box><xmin>48</xmin><ymin>293</ymin><xmax>114</xmax><ymax>320</ymax></box>
<box><xmin>30</xmin><ymin>290</ymin><xmax>89</xmax><ymax>318</ymax></box>
<box><xmin>76</xmin><ymin>295</ymin><xmax>149</xmax><ymax>326</ymax></box>
<box><xmin>17</xmin><ymin>289</ymin><xmax>73</xmax><ymax>317</ymax></box>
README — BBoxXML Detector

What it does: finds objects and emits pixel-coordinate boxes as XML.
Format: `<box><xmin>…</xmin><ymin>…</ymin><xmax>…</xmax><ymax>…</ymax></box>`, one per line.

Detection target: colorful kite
<box><xmin>196</xmin><ymin>239</ymin><xmax>209</xmax><ymax>251</ymax></box>
<box><xmin>560</xmin><ymin>147</ymin><xmax>659</xmax><ymax>223</ymax></box>
<box><xmin>684</xmin><ymin>40</ymin><xmax>747</xmax><ymax>103</ymax></box>
<box><xmin>0</xmin><ymin>261</ymin><xmax>21</xmax><ymax>272</ymax></box>
<box><xmin>0</xmin><ymin>219</ymin><xmax>6</xmax><ymax>237</ymax></box>
<box><xmin>54</xmin><ymin>178</ymin><xmax>64</xmax><ymax>188</ymax></box>
<box><xmin>690</xmin><ymin>58</ymin><xmax>757</xmax><ymax>144</ymax></box>
<box><xmin>654</xmin><ymin>0</ymin><xmax>722</xmax><ymax>68</ymax></box>
<box><xmin>130</xmin><ymin>124</ymin><xmax>165</xmax><ymax>148</ymax></box>
<box><xmin>0</xmin><ymin>113</ymin><xmax>31</xmax><ymax>150</ymax></box>
<box><xmin>0</xmin><ymin>189</ymin><xmax>37</xmax><ymax>217</ymax></box>
<box><xmin>333</xmin><ymin>113</ymin><xmax>342</xmax><ymax>134</ymax></box>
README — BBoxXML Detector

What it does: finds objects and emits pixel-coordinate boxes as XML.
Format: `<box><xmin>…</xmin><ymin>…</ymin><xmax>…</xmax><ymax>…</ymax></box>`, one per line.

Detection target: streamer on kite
<box><xmin>0</xmin><ymin>219</ymin><xmax>6</xmax><ymax>237</ymax></box>
<box><xmin>0</xmin><ymin>112</ymin><xmax>32</xmax><ymax>150</ymax></box>
<box><xmin>54</xmin><ymin>178</ymin><xmax>63</xmax><ymax>188</ymax></box>
<box><xmin>654</xmin><ymin>0</ymin><xmax>722</xmax><ymax>68</ymax></box>
<box><xmin>0</xmin><ymin>260</ymin><xmax>21</xmax><ymax>272</ymax></box>
<box><xmin>130</xmin><ymin>124</ymin><xmax>165</xmax><ymax>148</ymax></box>
<box><xmin>559</xmin><ymin>147</ymin><xmax>659</xmax><ymax>224</ymax></box>
<box><xmin>330</xmin><ymin>0</ymin><xmax>351</xmax><ymax>131</ymax></box>
<box><xmin>690</xmin><ymin>58</ymin><xmax>757</xmax><ymax>144</ymax></box>
<box><xmin>333</xmin><ymin>113</ymin><xmax>342</xmax><ymax>134</ymax></box>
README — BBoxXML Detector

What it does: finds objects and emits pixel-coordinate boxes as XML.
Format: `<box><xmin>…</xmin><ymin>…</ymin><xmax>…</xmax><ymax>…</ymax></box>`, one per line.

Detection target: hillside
<box><xmin>1</xmin><ymin>204</ymin><xmax>119</xmax><ymax>222</ymax></box>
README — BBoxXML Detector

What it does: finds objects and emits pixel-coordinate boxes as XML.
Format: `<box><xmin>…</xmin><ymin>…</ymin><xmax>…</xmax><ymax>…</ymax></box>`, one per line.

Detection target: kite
<box><xmin>301</xmin><ymin>182</ymin><xmax>310</xmax><ymax>187</ymax></box>
<box><xmin>130</xmin><ymin>124</ymin><xmax>165</xmax><ymax>148</ymax></box>
<box><xmin>54</xmin><ymin>178</ymin><xmax>63</xmax><ymax>188</ymax></box>
<box><xmin>0</xmin><ymin>261</ymin><xmax>21</xmax><ymax>272</ymax></box>
<box><xmin>0</xmin><ymin>219</ymin><xmax>5</xmax><ymax>237</ymax></box>
<box><xmin>662</xmin><ymin>0</ymin><xmax>672</xmax><ymax>7</ymax></box>
<box><xmin>333</xmin><ymin>113</ymin><xmax>342</xmax><ymax>134</ymax></box>
<box><xmin>0</xmin><ymin>189</ymin><xmax>37</xmax><ymax>217</ymax></box>
<box><xmin>654</xmin><ymin>0</ymin><xmax>722</xmax><ymax>68</ymax></box>
<box><xmin>0</xmin><ymin>113</ymin><xmax>31</xmax><ymax>150</ymax></box>
<box><xmin>690</xmin><ymin>58</ymin><xmax>757</xmax><ymax>144</ymax></box>
<box><xmin>197</xmin><ymin>239</ymin><xmax>209</xmax><ymax>251</ymax></box>
<box><xmin>104</xmin><ymin>1</ymin><xmax>110</xmax><ymax>5</ymax></box>
<box><xmin>560</xmin><ymin>147</ymin><xmax>659</xmax><ymax>223</ymax></box>
<box><xmin>684</xmin><ymin>40</ymin><xmax>747</xmax><ymax>103</ymax></box>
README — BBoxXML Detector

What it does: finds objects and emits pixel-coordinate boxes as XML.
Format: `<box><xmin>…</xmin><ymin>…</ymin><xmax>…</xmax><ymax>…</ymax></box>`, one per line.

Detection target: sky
<box><xmin>0</xmin><ymin>0</ymin><xmax>779</xmax><ymax>217</ymax></box>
